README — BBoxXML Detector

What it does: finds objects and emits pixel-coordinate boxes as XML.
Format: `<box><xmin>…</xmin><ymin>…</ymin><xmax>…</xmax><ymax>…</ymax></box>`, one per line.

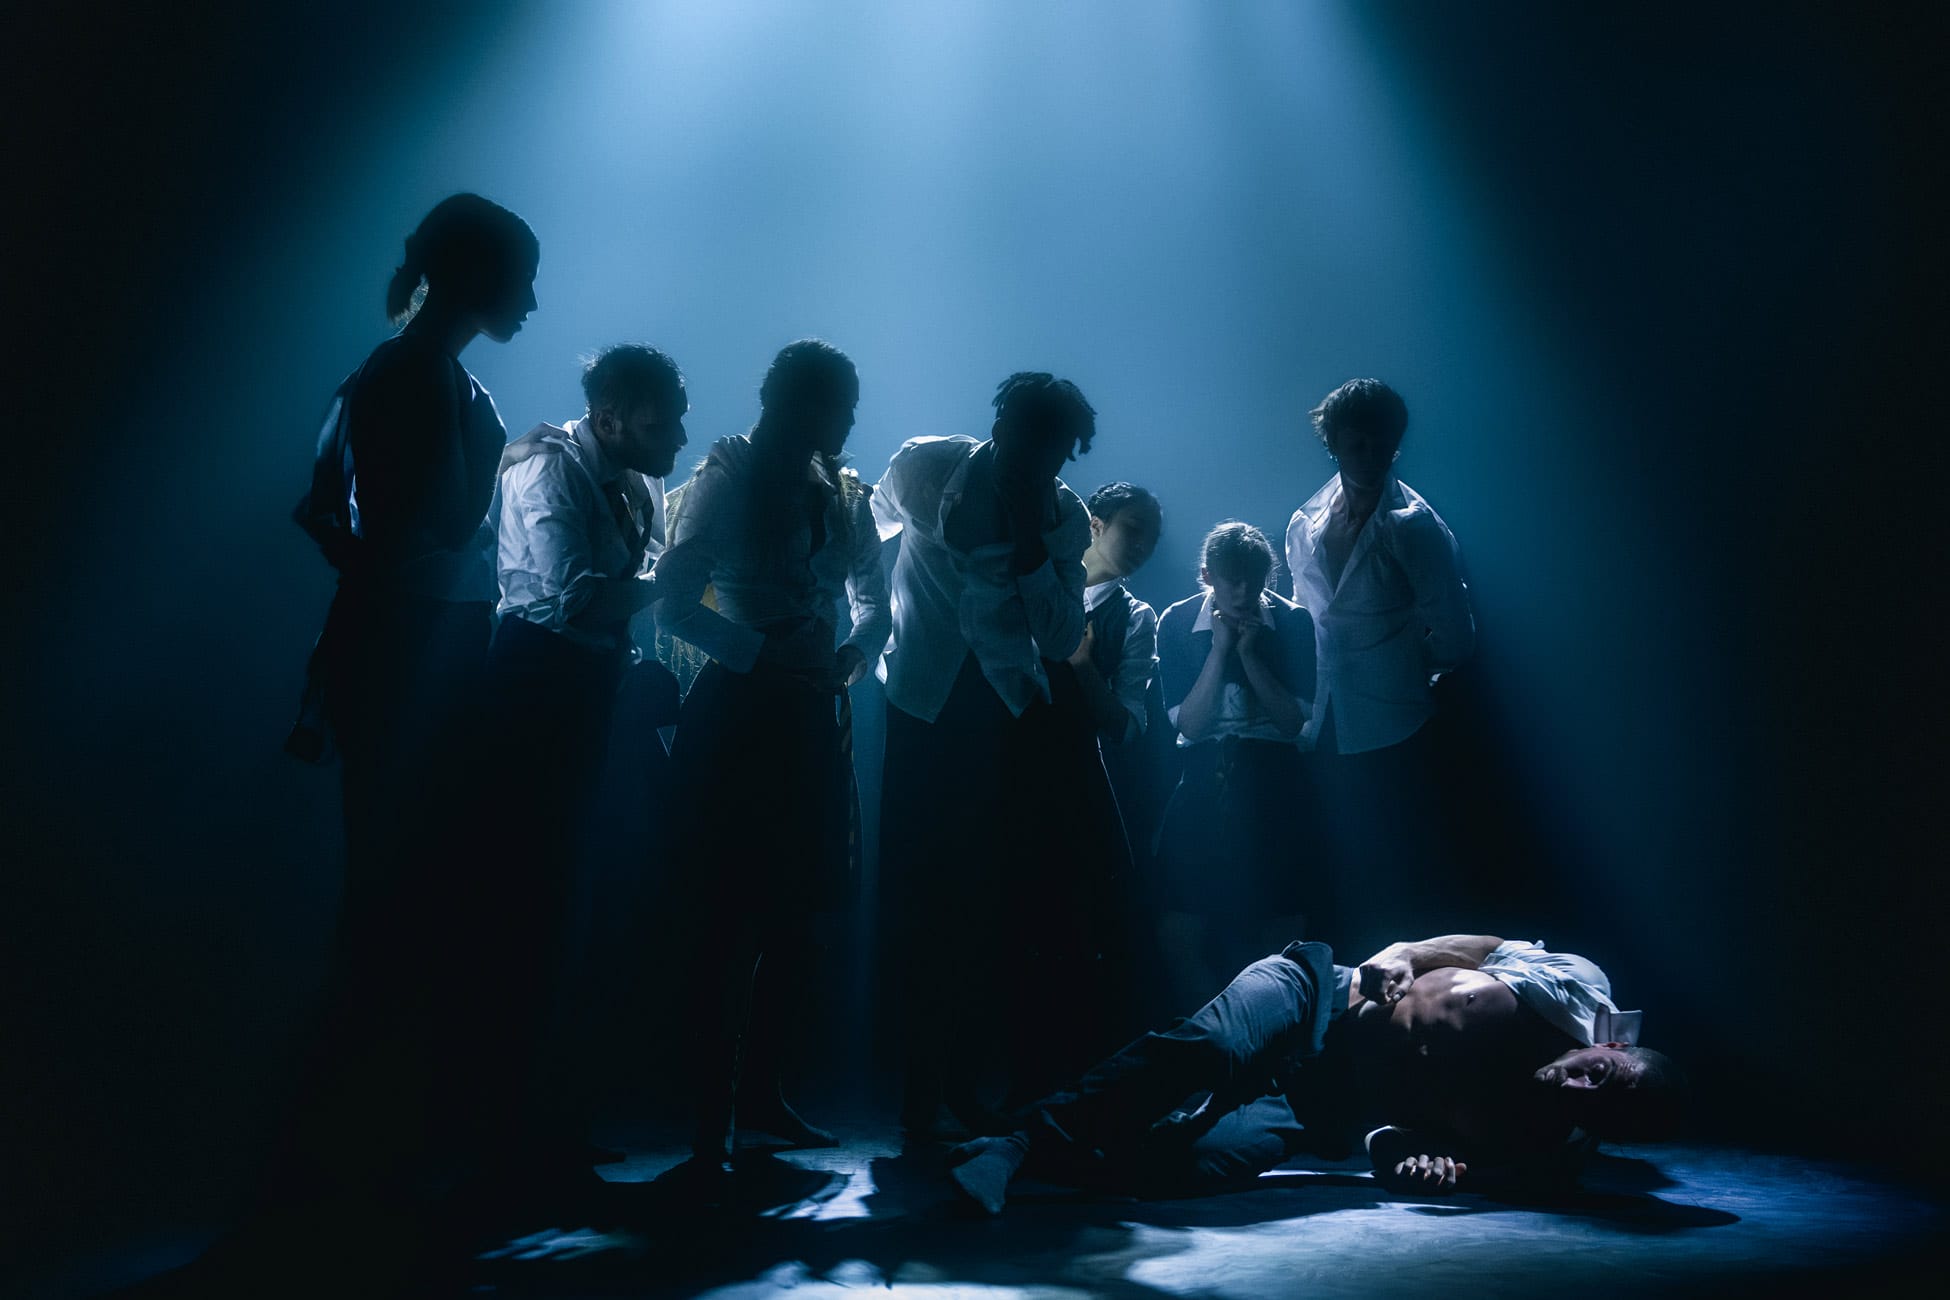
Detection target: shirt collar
<box><xmin>940</xmin><ymin>436</ymin><xmax>984</xmax><ymax>509</ymax></box>
<box><xmin>1304</xmin><ymin>472</ymin><xmax>1409</xmax><ymax>536</ymax></box>
<box><xmin>1084</xmin><ymin>579</ymin><xmax>1124</xmax><ymax>612</ymax></box>
<box><xmin>566</xmin><ymin>416</ymin><xmax>620</xmax><ymax>484</ymax></box>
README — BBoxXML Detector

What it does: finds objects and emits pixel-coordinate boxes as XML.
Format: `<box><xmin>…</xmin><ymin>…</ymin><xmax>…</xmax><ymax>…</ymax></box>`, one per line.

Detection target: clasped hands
<box><xmin>1209</xmin><ymin>606</ymin><xmax>1266</xmax><ymax>657</ymax></box>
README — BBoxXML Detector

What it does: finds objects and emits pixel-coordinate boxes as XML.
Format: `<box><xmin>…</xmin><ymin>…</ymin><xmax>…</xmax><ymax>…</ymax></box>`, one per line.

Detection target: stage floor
<box><xmin>87</xmin><ymin>1125</ymin><xmax>1941</xmax><ymax>1298</ymax></box>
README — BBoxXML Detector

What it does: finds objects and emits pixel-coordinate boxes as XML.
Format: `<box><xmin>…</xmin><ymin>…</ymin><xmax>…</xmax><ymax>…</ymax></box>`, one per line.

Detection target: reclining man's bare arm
<box><xmin>1349</xmin><ymin>934</ymin><xmax>1505</xmax><ymax>1008</ymax></box>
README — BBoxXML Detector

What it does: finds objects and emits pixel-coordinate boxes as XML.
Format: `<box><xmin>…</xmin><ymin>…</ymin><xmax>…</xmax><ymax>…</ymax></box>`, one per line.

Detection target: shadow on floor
<box><xmin>109</xmin><ymin>1138</ymin><xmax>1771</xmax><ymax>1299</ymax></box>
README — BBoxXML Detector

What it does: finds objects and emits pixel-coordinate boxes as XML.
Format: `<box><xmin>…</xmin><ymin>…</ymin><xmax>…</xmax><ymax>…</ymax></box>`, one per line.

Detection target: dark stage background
<box><xmin>4</xmin><ymin>1</ymin><xmax>1942</xmax><ymax>1290</ymax></box>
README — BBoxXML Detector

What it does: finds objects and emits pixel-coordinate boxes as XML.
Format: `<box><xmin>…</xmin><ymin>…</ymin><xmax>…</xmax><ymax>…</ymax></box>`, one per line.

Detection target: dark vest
<box><xmin>1087</xmin><ymin>586</ymin><xmax>1180</xmax><ymax>860</ymax></box>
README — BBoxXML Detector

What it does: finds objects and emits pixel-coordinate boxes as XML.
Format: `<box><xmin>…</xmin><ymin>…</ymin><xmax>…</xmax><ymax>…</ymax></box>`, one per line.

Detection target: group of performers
<box><xmin>282</xmin><ymin>193</ymin><xmax>1679</xmax><ymax>1215</ymax></box>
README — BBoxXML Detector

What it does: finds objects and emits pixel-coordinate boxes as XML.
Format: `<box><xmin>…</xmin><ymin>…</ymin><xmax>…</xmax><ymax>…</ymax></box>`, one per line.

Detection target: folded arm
<box><xmin>1351</xmin><ymin>934</ymin><xmax>1505</xmax><ymax>1007</ymax></box>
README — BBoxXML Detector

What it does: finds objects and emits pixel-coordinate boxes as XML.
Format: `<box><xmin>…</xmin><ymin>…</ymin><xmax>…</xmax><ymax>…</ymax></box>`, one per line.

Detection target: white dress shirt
<box><xmin>1480</xmin><ymin>941</ymin><xmax>1636</xmax><ymax>1047</ymax></box>
<box><xmin>871</xmin><ymin>435</ymin><xmax>1090</xmax><ymax>721</ymax></box>
<box><xmin>494</xmin><ymin>417</ymin><xmax>660</xmax><ymax>655</ymax></box>
<box><xmin>1286</xmin><ymin>474</ymin><xmax>1474</xmax><ymax>754</ymax></box>
<box><xmin>654</xmin><ymin>435</ymin><xmax>890</xmax><ymax>676</ymax></box>
<box><xmin>1085</xmin><ymin>580</ymin><xmax>1160</xmax><ymax>738</ymax></box>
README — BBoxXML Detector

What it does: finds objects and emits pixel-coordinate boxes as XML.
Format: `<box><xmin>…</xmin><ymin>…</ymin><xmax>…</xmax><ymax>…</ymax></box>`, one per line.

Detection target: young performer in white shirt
<box><xmin>1153</xmin><ymin>522</ymin><xmax>1321</xmax><ymax>1011</ymax></box>
<box><xmin>871</xmin><ymin>372</ymin><xmax>1128</xmax><ymax>1138</ymax></box>
<box><xmin>1285</xmin><ymin>379</ymin><xmax>1473</xmax><ymax>951</ymax></box>
<box><xmin>654</xmin><ymin>340</ymin><xmax>888</xmax><ymax>1172</ymax></box>
<box><xmin>1069</xmin><ymin>483</ymin><xmax>1176</xmax><ymax>1019</ymax></box>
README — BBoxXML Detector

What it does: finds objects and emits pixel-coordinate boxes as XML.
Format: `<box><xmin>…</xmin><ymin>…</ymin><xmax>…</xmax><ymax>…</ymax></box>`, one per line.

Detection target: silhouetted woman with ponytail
<box><xmin>286</xmin><ymin>193</ymin><xmax>539</xmax><ymax>1199</ymax></box>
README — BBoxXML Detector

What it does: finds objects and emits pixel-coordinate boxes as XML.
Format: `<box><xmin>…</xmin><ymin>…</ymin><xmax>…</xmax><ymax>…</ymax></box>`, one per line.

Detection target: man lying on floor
<box><xmin>947</xmin><ymin>935</ymin><xmax>1683</xmax><ymax>1214</ymax></box>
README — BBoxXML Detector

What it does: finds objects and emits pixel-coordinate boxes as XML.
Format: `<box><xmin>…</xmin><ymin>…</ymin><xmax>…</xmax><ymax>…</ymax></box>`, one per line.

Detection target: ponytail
<box><xmin>385</xmin><ymin>234</ymin><xmax>425</xmax><ymax>323</ymax></box>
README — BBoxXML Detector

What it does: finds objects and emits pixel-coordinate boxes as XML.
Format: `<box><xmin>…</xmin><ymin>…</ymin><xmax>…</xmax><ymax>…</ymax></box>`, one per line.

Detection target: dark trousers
<box><xmin>668</xmin><ymin>658</ymin><xmax>857</xmax><ymax>1154</ymax></box>
<box><xmin>881</xmin><ymin>656</ymin><xmax>1133</xmax><ymax>1121</ymax></box>
<box><xmin>1027</xmin><ymin>944</ymin><xmax>1336</xmax><ymax>1192</ymax></box>
<box><xmin>1310</xmin><ymin>718</ymin><xmax>1455</xmax><ymax>961</ymax></box>
<box><xmin>468</xmin><ymin>616</ymin><xmax>627</xmax><ymax>1161</ymax></box>
<box><xmin>1156</xmin><ymin>738</ymin><xmax>1329</xmax><ymax>921</ymax></box>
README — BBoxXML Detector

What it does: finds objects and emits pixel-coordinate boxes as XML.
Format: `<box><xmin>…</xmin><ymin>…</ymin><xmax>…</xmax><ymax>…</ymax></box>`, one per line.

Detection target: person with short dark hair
<box><xmin>1069</xmin><ymin>483</ymin><xmax>1164</xmax><ymax>747</ymax></box>
<box><xmin>473</xmin><ymin>342</ymin><xmax>690</xmax><ymax>1182</ymax></box>
<box><xmin>1152</xmin><ymin>522</ymin><xmax>1322</xmax><ymax>1009</ymax></box>
<box><xmin>1286</xmin><ymin>380</ymin><xmax>1473</xmax><ymax>945</ymax></box>
<box><xmin>652</xmin><ymin>339</ymin><xmax>889</xmax><ymax>1172</ymax></box>
<box><xmin>283</xmin><ymin>193</ymin><xmax>539</xmax><ymax>1198</ymax></box>
<box><xmin>1071</xmin><ymin>484</ymin><xmax>1176</xmax><ymax>1005</ymax></box>
<box><xmin>945</xmin><ymin>933</ymin><xmax>1681</xmax><ymax>1215</ymax></box>
<box><xmin>872</xmin><ymin>372</ymin><xmax>1127</xmax><ymax>1137</ymax></box>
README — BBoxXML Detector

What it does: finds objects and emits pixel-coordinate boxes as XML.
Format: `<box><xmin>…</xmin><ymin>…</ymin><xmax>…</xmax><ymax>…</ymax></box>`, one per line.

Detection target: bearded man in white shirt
<box><xmin>473</xmin><ymin>343</ymin><xmax>687</xmax><ymax>1183</ymax></box>
<box><xmin>872</xmin><ymin>372</ymin><xmax>1129</xmax><ymax>1139</ymax></box>
<box><xmin>1286</xmin><ymin>379</ymin><xmax>1474</xmax><ymax>951</ymax></box>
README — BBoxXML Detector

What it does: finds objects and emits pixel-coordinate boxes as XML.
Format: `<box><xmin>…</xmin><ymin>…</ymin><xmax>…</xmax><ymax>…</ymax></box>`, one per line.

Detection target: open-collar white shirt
<box><xmin>1286</xmin><ymin>474</ymin><xmax>1473</xmax><ymax>753</ymax></box>
<box><xmin>494</xmin><ymin>416</ymin><xmax>663</xmax><ymax>655</ymax></box>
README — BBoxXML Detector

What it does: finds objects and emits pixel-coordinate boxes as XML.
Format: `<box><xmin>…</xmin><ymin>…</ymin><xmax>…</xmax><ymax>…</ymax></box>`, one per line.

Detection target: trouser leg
<box><xmin>1128</xmin><ymin>1092</ymin><xmax>1309</xmax><ymax>1193</ymax></box>
<box><xmin>1028</xmin><ymin>953</ymin><xmax>1325</xmax><ymax>1175</ymax></box>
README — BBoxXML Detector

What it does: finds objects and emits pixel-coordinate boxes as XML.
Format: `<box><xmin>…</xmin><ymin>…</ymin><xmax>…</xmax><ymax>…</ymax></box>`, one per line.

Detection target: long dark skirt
<box><xmin>282</xmin><ymin>587</ymin><xmax>492</xmax><ymax>1191</ymax></box>
<box><xmin>1156</xmin><ymin>737</ymin><xmax>1327</xmax><ymax>923</ymax></box>
<box><xmin>466</xmin><ymin>616</ymin><xmax>628</xmax><ymax>1158</ymax></box>
<box><xmin>880</xmin><ymin>655</ymin><xmax>1135</xmax><ymax>1120</ymax></box>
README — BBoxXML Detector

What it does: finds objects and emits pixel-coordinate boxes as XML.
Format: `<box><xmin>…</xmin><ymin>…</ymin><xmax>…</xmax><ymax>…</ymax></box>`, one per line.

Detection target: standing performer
<box><xmin>1285</xmin><ymin>379</ymin><xmax>1473</xmax><ymax>948</ymax></box>
<box><xmin>654</xmin><ymin>340</ymin><xmax>888</xmax><ymax>1173</ymax></box>
<box><xmin>1154</xmin><ymin>522</ymin><xmax>1319</xmax><ymax>1012</ymax></box>
<box><xmin>1068</xmin><ymin>482</ymin><xmax>1164</xmax><ymax>751</ymax></box>
<box><xmin>872</xmin><ymin>372</ymin><xmax>1123</xmax><ymax>1138</ymax></box>
<box><xmin>285</xmin><ymin>193</ymin><xmax>538</xmax><ymax>1195</ymax></box>
<box><xmin>1069</xmin><ymin>483</ymin><xmax>1174</xmax><ymax>1021</ymax></box>
<box><xmin>481</xmin><ymin>343</ymin><xmax>688</xmax><ymax>1179</ymax></box>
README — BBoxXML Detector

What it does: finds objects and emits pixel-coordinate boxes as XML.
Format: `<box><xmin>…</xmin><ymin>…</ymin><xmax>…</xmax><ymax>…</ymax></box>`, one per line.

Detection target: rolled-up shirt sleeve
<box><xmin>842</xmin><ymin>486</ymin><xmax>892</xmax><ymax>659</ymax></box>
<box><xmin>1399</xmin><ymin>513</ymin><xmax>1475</xmax><ymax>678</ymax></box>
<box><xmin>1017</xmin><ymin>510</ymin><xmax>1088</xmax><ymax>660</ymax></box>
<box><xmin>498</xmin><ymin>457</ymin><xmax>600</xmax><ymax>630</ymax></box>
<box><xmin>651</xmin><ymin>469</ymin><xmax>766</xmax><ymax>673</ymax></box>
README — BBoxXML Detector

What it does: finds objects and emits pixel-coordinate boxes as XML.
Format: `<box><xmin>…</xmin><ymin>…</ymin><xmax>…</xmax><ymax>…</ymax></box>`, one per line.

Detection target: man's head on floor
<box><xmin>1535</xmin><ymin>1042</ymin><xmax>1689</xmax><ymax>1141</ymax></box>
<box><xmin>1363</xmin><ymin>967</ymin><xmax>1687</xmax><ymax>1140</ymax></box>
